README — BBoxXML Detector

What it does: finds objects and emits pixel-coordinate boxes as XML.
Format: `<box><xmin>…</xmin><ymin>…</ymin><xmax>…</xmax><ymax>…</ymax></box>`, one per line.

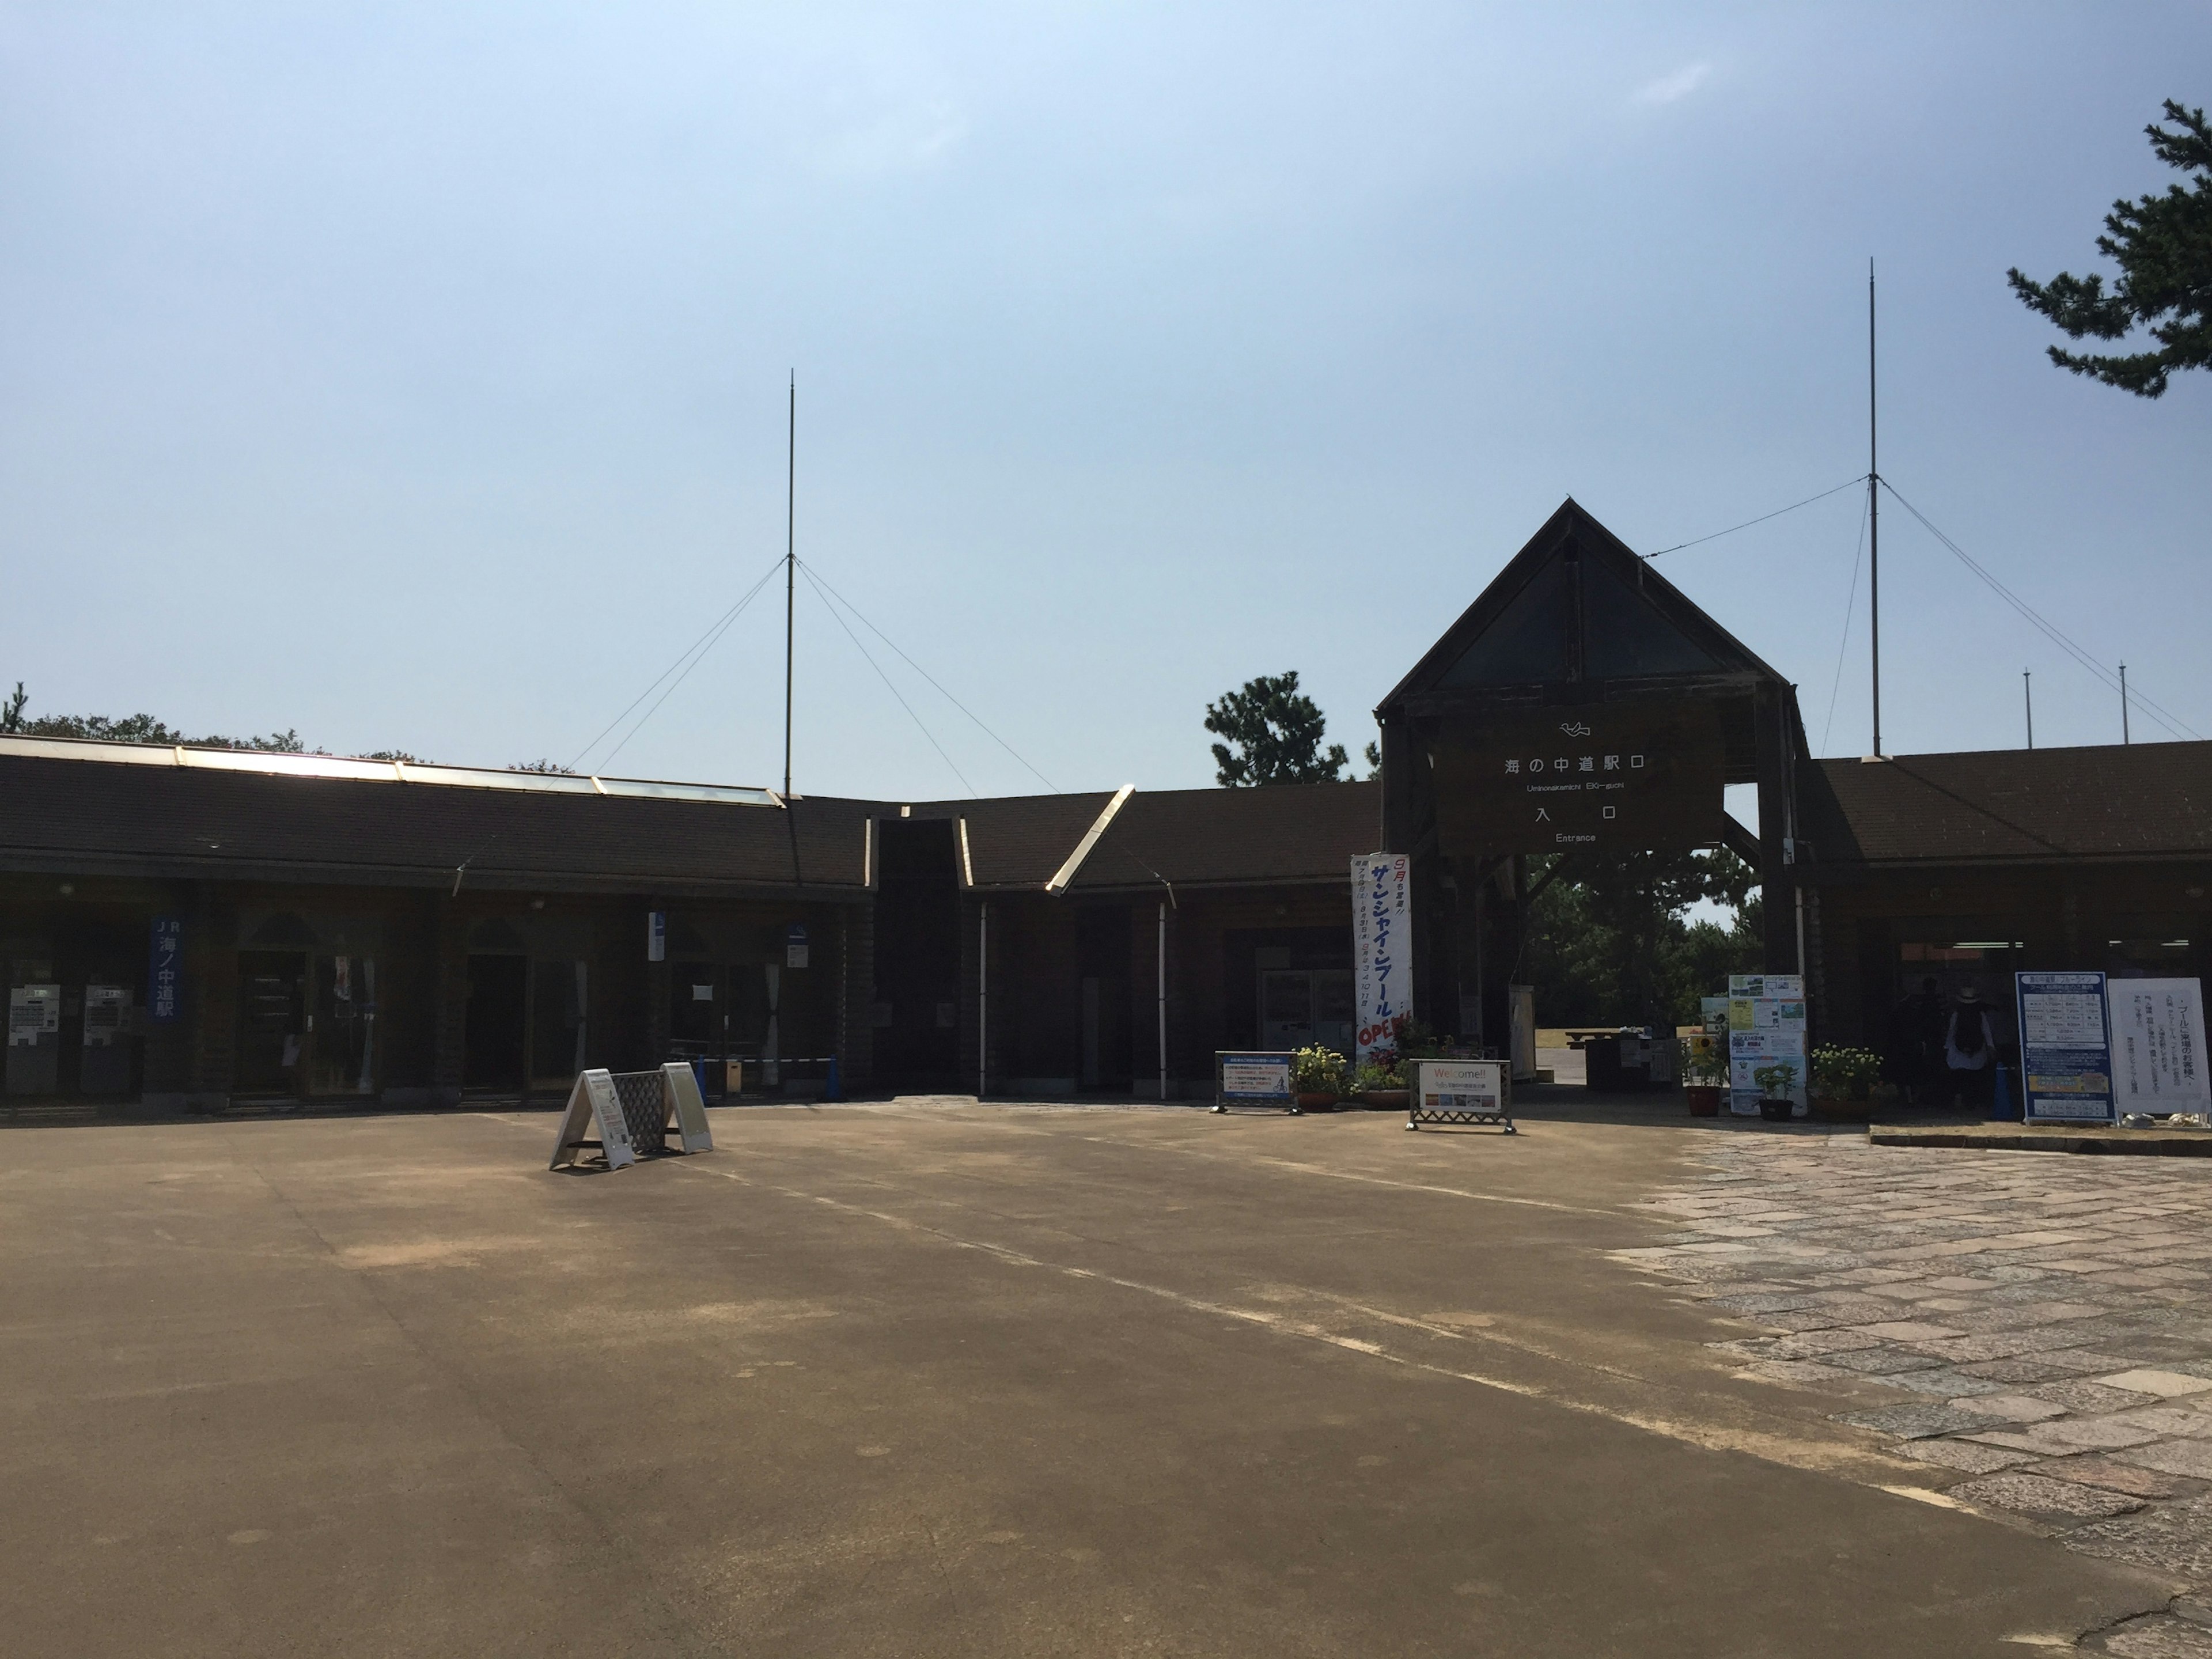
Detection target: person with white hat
<box><xmin>1944</xmin><ymin>987</ymin><xmax>1999</xmax><ymax>1111</ymax></box>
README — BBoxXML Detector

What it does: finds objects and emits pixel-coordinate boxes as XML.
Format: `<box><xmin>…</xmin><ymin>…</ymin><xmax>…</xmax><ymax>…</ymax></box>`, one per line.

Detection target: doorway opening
<box><xmin>464</xmin><ymin>954</ymin><xmax>528</xmax><ymax>1090</ymax></box>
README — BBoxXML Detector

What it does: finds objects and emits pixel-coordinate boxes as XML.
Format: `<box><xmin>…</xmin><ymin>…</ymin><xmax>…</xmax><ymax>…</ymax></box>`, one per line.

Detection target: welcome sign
<box><xmin>1430</xmin><ymin>703</ymin><xmax>1724</xmax><ymax>856</ymax></box>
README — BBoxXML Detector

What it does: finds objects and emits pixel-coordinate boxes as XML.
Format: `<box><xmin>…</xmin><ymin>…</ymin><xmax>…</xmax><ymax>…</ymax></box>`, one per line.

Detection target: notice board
<box><xmin>2107</xmin><ymin>978</ymin><xmax>2207</xmax><ymax>1115</ymax></box>
<box><xmin>2015</xmin><ymin>971</ymin><xmax>2115</xmax><ymax>1124</ymax></box>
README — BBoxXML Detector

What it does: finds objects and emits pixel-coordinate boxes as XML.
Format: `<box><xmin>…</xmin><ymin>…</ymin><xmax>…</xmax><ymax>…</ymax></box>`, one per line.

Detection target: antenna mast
<box><xmin>1868</xmin><ymin>259</ymin><xmax>1882</xmax><ymax>759</ymax></box>
<box><xmin>784</xmin><ymin>373</ymin><xmax>795</xmax><ymax>798</ymax></box>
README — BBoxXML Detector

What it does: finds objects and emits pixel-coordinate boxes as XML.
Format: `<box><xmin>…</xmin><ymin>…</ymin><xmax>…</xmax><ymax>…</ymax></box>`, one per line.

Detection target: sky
<box><xmin>2</xmin><ymin>3</ymin><xmax>2207</xmax><ymax>801</ymax></box>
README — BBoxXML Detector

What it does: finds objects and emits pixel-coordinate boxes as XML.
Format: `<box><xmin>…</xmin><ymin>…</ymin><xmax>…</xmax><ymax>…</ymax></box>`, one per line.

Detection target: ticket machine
<box><xmin>81</xmin><ymin>985</ymin><xmax>132</xmax><ymax>1094</ymax></box>
<box><xmin>6</xmin><ymin>983</ymin><xmax>62</xmax><ymax>1096</ymax></box>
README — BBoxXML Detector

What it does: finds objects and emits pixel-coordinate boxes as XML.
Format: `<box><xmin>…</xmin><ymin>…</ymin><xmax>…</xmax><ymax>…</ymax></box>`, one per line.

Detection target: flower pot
<box><xmin>1684</xmin><ymin>1085</ymin><xmax>1722</xmax><ymax>1117</ymax></box>
<box><xmin>1758</xmin><ymin>1096</ymin><xmax>1793</xmax><ymax>1122</ymax></box>
<box><xmin>1811</xmin><ymin>1094</ymin><xmax>1864</xmax><ymax>1123</ymax></box>
<box><xmin>1359</xmin><ymin>1089</ymin><xmax>1410</xmax><ymax>1110</ymax></box>
<box><xmin>1294</xmin><ymin>1092</ymin><xmax>1339</xmax><ymax>1111</ymax></box>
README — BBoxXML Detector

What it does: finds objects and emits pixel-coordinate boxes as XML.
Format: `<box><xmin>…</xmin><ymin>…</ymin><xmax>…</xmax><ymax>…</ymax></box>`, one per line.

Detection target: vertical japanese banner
<box><xmin>1350</xmin><ymin>853</ymin><xmax>1411</xmax><ymax>1065</ymax></box>
<box><xmin>147</xmin><ymin>916</ymin><xmax>183</xmax><ymax>1024</ymax></box>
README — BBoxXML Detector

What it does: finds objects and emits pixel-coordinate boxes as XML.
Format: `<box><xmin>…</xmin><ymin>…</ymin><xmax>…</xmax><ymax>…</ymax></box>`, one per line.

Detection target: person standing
<box><xmin>1945</xmin><ymin>987</ymin><xmax>1999</xmax><ymax>1111</ymax></box>
<box><xmin>1888</xmin><ymin>976</ymin><xmax>1944</xmax><ymax>1104</ymax></box>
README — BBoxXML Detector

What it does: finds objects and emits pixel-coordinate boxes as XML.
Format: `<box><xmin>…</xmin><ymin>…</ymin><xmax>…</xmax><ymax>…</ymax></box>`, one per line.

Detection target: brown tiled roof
<box><xmin>1069</xmin><ymin>782</ymin><xmax>1380</xmax><ymax>892</ymax></box>
<box><xmin>1803</xmin><ymin>743</ymin><xmax>2212</xmax><ymax>868</ymax></box>
<box><xmin>0</xmin><ymin>749</ymin><xmax>875</xmax><ymax>895</ymax></box>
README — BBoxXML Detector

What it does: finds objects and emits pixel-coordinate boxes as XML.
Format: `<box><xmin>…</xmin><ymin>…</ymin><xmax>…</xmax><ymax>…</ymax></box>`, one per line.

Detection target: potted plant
<box><xmin>1353</xmin><ymin>1051</ymin><xmax>1408</xmax><ymax>1109</ymax></box>
<box><xmin>1681</xmin><ymin>1039</ymin><xmax>1728</xmax><ymax>1116</ymax></box>
<box><xmin>1290</xmin><ymin>1045</ymin><xmax>1347</xmax><ymax>1111</ymax></box>
<box><xmin>1752</xmin><ymin>1060</ymin><xmax>1800</xmax><ymax>1122</ymax></box>
<box><xmin>1809</xmin><ymin>1046</ymin><xmax>1881</xmax><ymax>1122</ymax></box>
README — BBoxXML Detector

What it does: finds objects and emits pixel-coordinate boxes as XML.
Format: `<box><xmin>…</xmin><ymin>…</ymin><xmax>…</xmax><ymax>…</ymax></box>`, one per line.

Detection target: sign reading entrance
<box><xmin>1431</xmin><ymin>703</ymin><xmax>1724</xmax><ymax>855</ymax></box>
<box><xmin>2016</xmin><ymin>971</ymin><xmax>2115</xmax><ymax>1123</ymax></box>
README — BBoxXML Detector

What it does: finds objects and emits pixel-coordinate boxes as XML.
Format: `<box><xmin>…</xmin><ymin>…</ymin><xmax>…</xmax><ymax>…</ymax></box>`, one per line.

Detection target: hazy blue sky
<box><xmin>3</xmin><ymin>3</ymin><xmax>2207</xmax><ymax>799</ymax></box>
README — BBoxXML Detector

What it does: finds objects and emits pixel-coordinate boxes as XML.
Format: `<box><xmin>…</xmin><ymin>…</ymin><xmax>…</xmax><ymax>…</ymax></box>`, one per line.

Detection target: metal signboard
<box><xmin>647</xmin><ymin>911</ymin><xmax>666</xmax><ymax>963</ymax></box>
<box><xmin>1431</xmin><ymin>703</ymin><xmax>1724</xmax><ymax>857</ymax></box>
<box><xmin>2015</xmin><ymin>971</ymin><xmax>2115</xmax><ymax>1124</ymax></box>
<box><xmin>147</xmin><ymin>916</ymin><xmax>182</xmax><ymax>1023</ymax></box>
<box><xmin>1406</xmin><ymin>1057</ymin><xmax>1514</xmax><ymax>1132</ymax></box>
<box><xmin>786</xmin><ymin>923</ymin><xmax>809</xmax><ymax>969</ymax></box>
<box><xmin>1213</xmin><ymin>1051</ymin><xmax>1297</xmax><ymax>1114</ymax></box>
<box><xmin>2107</xmin><ymin>978</ymin><xmax>2207</xmax><ymax>1115</ymax></box>
<box><xmin>660</xmin><ymin>1060</ymin><xmax>714</xmax><ymax>1154</ymax></box>
<box><xmin>550</xmin><ymin>1069</ymin><xmax>637</xmax><ymax>1169</ymax></box>
<box><xmin>1350</xmin><ymin>853</ymin><xmax>1411</xmax><ymax>1064</ymax></box>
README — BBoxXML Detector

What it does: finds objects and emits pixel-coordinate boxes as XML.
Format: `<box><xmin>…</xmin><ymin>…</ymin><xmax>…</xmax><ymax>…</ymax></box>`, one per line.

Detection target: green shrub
<box><xmin>1810</xmin><ymin>1046</ymin><xmax>1881</xmax><ymax>1101</ymax></box>
<box><xmin>1290</xmin><ymin>1046</ymin><xmax>1347</xmax><ymax>1095</ymax></box>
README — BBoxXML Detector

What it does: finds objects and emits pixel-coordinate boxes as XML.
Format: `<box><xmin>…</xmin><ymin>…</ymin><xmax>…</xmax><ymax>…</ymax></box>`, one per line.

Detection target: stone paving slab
<box><xmin>1616</xmin><ymin>1128</ymin><xmax>2212</xmax><ymax>1617</ymax></box>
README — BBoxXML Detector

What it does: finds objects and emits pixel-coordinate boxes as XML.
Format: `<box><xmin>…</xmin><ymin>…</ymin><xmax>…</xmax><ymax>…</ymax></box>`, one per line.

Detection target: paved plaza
<box><xmin>2</xmin><ymin>1097</ymin><xmax>2208</xmax><ymax>1656</ymax></box>
<box><xmin>1625</xmin><ymin>1125</ymin><xmax>2212</xmax><ymax>1656</ymax></box>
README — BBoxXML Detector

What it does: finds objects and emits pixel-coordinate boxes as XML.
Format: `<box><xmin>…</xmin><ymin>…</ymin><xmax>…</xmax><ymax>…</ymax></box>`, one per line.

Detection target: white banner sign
<box><xmin>1350</xmin><ymin>853</ymin><xmax>1412</xmax><ymax>1063</ymax></box>
<box><xmin>2108</xmin><ymin>978</ymin><xmax>2207</xmax><ymax>1113</ymax></box>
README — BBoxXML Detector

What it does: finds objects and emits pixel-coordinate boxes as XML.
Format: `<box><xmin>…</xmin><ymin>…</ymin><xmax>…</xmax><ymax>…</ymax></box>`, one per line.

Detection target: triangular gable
<box><xmin>1377</xmin><ymin>499</ymin><xmax>1787</xmax><ymax>713</ymax></box>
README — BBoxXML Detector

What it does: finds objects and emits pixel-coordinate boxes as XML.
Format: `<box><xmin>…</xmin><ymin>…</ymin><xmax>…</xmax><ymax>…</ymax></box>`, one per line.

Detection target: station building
<box><xmin>5</xmin><ymin>500</ymin><xmax>2206</xmax><ymax>1108</ymax></box>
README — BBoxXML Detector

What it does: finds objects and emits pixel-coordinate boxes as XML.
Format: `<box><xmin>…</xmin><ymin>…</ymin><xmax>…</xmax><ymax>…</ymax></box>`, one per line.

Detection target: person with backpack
<box><xmin>1945</xmin><ymin>987</ymin><xmax>1999</xmax><ymax>1109</ymax></box>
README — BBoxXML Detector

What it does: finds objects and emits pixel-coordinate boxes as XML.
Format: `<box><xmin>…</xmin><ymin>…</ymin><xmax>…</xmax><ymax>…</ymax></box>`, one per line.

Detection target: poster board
<box><xmin>2106</xmin><ymin>978</ymin><xmax>2207</xmax><ymax>1116</ymax></box>
<box><xmin>1213</xmin><ymin>1051</ymin><xmax>1297</xmax><ymax>1114</ymax></box>
<box><xmin>1350</xmin><ymin>853</ymin><xmax>1411</xmax><ymax>1065</ymax></box>
<box><xmin>1406</xmin><ymin>1058</ymin><xmax>1514</xmax><ymax>1132</ymax></box>
<box><xmin>550</xmin><ymin>1069</ymin><xmax>637</xmax><ymax>1169</ymax></box>
<box><xmin>2015</xmin><ymin>971</ymin><xmax>2115</xmax><ymax>1123</ymax></box>
<box><xmin>1728</xmin><ymin>997</ymin><xmax>1806</xmax><ymax>1116</ymax></box>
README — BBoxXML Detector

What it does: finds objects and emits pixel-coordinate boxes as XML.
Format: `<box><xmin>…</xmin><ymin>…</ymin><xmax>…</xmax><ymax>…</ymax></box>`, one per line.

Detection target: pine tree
<box><xmin>2009</xmin><ymin>100</ymin><xmax>2211</xmax><ymax>398</ymax></box>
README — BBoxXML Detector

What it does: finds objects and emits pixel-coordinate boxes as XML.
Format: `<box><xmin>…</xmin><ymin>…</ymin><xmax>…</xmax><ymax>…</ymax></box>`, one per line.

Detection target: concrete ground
<box><xmin>0</xmin><ymin>1094</ymin><xmax>2199</xmax><ymax>1657</ymax></box>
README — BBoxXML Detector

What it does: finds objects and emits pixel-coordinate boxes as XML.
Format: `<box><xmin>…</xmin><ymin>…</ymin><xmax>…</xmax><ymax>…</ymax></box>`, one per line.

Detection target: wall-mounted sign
<box><xmin>786</xmin><ymin>922</ymin><xmax>809</xmax><ymax>969</ymax></box>
<box><xmin>1430</xmin><ymin>703</ymin><xmax>1724</xmax><ymax>856</ymax></box>
<box><xmin>148</xmin><ymin>916</ymin><xmax>182</xmax><ymax>1023</ymax></box>
<box><xmin>2016</xmin><ymin>971</ymin><xmax>2114</xmax><ymax>1123</ymax></box>
<box><xmin>1350</xmin><ymin>853</ymin><xmax>1411</xmax><ymax>1062</ymax></box>
<box><xmin>2107</xmin><ymin>978</ymin><xmax>2206</xmax><ymax>1115</ymax></box>
<box><xmin>647</xmin><ymin>911</ymin><xmax>666</xmax><ymax>963</ymax></box>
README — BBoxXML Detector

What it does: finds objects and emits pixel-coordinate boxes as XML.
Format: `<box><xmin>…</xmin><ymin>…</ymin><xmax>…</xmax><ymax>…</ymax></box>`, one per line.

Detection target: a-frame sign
<box><xmin>550</xmin><ymin>1063</ymin><xmax>714</xmax><ymax>1171</ymax></box>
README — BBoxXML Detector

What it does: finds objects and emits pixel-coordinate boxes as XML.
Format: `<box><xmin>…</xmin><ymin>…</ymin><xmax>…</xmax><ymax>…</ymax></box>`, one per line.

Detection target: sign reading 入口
<box><xmin>1350</xmin><ymin>853</ymin><xmax>1411</xmax><ymax>1063</ymax></box>
<box><xmin>1430</xmin><ymin>703</ymin><xmax>1724</xmax><ymax>856</ymax></box>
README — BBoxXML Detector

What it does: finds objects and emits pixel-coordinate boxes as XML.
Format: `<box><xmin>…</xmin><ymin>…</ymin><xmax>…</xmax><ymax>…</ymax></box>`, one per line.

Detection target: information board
<box><xmin>550</xmin><ymin>1069</ymin><xmax>638</xmax><ymax>1169</ymax></box>
<box><xmin>1213</xmin><ymin>1051</ymin><xmax>1297</xmax><ymax>1114</ymax></box>
<box><xmin>1406</xmin><ymin>1058</ymin><xmax>1514</xmax><ymax>1132</ymax></box>
<box><xmin>2015</xmin><ymin>971</ymin><xmax>2115</xmax><ymax>1123</ymax></box>
<box><xmin>2107</xmin><ymin>978</ymin><xmax>2207</xmax><ymax>1115</ymax></box>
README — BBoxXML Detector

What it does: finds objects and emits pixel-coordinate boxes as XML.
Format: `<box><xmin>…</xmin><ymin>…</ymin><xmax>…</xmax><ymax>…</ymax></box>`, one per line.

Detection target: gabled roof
<box><xmin>1801</xmin><ymin>743</ymin><xmax>2212</xmax><ymax>868</ymax></box>
<box><xmin>1378</xmin><ymin>499</ymin><xmax>1787</xmax><ymax>715</ymax></box>
<box><xmin>1066</xmin><ymin>782</ymin><xmax>1380</xmax><ymax>892</ymax></box>
<box><xmin>891</xmin><ymin>791</ymin><xmax>1121</xmax><ymax>891</ymax></box>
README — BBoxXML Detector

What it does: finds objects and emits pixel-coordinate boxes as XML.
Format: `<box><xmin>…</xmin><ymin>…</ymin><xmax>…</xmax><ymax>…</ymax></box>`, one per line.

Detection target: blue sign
<box><xmin>2015</xmin><ymin>970</ymin><xmax>2115</xmax><ymax>1123</ymax></box>
<box><xmin>148</xmin><ymin>916</ymin><xmax>183</xmax><ymax>1023</ymax></box>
